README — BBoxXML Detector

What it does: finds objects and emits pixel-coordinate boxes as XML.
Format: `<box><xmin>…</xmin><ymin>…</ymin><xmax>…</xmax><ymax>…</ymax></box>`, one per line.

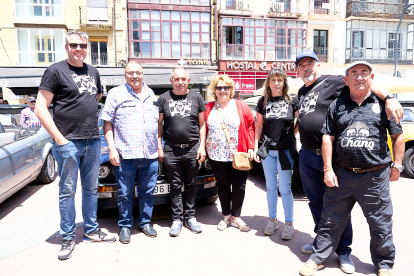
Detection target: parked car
<box><xmin>0</xmin><ymin>105</ymin><xmax>56</xmax><ymax>204</ymax></box>
<box><xmin>96</xmin><ymin>117</ymin><xmax>218</xmax><ymax>209</ymax></box>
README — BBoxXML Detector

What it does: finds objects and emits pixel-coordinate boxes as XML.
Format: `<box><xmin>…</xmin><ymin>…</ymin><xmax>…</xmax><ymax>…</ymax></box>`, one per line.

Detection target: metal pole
<box><xmin>114</xmin><ymin>3</ymin><xmax>117</xmax><ymax>67</ymax></box>
<box><xmin>394</xmin><ymin>0</ymin><xmax>413</xmax><ymax>77</ymax></box>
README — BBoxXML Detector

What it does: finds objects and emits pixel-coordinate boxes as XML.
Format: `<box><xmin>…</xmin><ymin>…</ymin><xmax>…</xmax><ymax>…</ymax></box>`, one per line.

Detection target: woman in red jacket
<box><xmin>205</xmin><ymin>74</ymin><xmax>255</xmax><ymax>232</ymax></box>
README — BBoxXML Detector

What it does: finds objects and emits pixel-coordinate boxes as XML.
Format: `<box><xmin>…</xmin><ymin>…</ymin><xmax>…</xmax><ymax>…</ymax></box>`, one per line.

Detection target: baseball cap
<box><xmin>295</xmin><ymin>50</ymin><xmax>319</xmax><ymax>66</ymax></box>
<box><xmin>28</xmin><ymin>96</ymin><xmax>36</xmax><ymax>102</ymax></box>
<box><xmin>345</xmin><ymin>61</ymin><xmax>373</xmax><ymax>76</ymax></box>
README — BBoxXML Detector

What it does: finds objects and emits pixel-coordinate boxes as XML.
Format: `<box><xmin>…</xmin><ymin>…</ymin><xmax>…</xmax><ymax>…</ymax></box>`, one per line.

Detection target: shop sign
<box><xmin>223</xmin><ymin>61</ymin><xmax>296</xmax><ymax>71</ymax></box>
<box><xmin>188</xmin><ymin>59</ymin><xmax>209</xmax><ymax>65</ymax></box>
<box><xmin>233</xmin><ymin>78</ymin><xmax>255</xmax><ymax>93</ymax></box>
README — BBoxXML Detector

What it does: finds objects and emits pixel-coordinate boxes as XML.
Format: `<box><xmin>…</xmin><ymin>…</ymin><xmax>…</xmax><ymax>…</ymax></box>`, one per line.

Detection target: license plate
<box><xmin>135</xmin><ymin>184</ymin><xmax>184</xmax><ymax>196</ymax></box>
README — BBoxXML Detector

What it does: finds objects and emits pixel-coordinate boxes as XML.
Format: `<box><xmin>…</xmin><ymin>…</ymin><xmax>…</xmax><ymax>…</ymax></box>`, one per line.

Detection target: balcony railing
<box><xmin>224</xmin><ymin>0</ymin><xmax>250</xmax><ymax>11</ymax></box>
<box><xmin>91</xmin><ymin>53</ymin><xmax>108</xmax><ymax>66</ymax></box>
<box><xmin>307</xmin><ymin>47</ymin><xmax>338</xmax><ymax>63</ymax></box>
<box><xmin>345</xmin><ymin>48</ymin><xmax>413</xmax><ymax>64</ymax></box>
<box><xmin>346</xmin><ymin>1</ymin><xmax>414</xmax><ymax>19</ymax></box>
<box><xmin>268</xmin><ymin>0</ymin><xmax>302</xmax><ymax>15</ymax></box>
<box><xmin>309</xmin><ymin>0</ymin><xmax>339</xmax><ymax>15</ymax></box>
<box><xmin>79</xmin><ymin>6</ymin><xmax>114</xmax><ymax>29</ymax></box>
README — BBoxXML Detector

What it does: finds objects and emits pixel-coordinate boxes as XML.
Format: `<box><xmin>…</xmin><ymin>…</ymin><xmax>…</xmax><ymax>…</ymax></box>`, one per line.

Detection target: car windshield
<box><xmin>402</xmin><ymin>108</ymin><xmax>414</xmax><ymax>123</ymax></box>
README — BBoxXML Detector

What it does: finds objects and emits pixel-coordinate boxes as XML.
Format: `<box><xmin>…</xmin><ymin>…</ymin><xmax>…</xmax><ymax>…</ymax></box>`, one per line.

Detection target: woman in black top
<box><xmin>254</xmin><ymin>69</ymin><xmax>299</xmax><ymax>240</ymax></box>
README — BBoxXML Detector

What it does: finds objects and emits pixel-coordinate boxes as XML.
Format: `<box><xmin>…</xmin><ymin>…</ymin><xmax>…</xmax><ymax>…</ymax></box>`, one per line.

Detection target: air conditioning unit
<box><xmin>271</xmin><ymin>2</ymin><xmax>284</xmax><ymax>12</ymax></box>
<box><xmin>266</xmin><ymin>51</ymin><xmax>275</xmax><ymax>60</ymax></box>
<box><xmin>255</xmin><ymin>50</ymin><xmax>264</xmax><ymax>60</ymax></box>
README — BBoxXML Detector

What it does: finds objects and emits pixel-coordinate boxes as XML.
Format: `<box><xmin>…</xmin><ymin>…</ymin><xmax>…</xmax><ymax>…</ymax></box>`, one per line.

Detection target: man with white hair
<box><xmin>299</xmin><ymin>61</ymin><xmax>404</xmax><ymax>276</ymax></box>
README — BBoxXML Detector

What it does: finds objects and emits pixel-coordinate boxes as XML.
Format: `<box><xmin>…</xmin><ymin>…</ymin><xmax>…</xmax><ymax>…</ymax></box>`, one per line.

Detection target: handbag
<box><xmin>214</xmin><ymin>102</ymin><xmax>253</xmax><ymax>171</ymax></box>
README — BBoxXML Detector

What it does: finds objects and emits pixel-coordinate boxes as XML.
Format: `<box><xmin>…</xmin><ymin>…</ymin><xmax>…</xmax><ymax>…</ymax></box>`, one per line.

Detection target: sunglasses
<box><xmin>215</xmin><ymin>86</ymin><xmax>231</xmax><ymax>91</ymax></box>
<box><xmin>68</xmin><ymin>43</ymin><xmax>88</xmax><ymax>49</ymax></box>
<box><xmin>29</xmin><ymin>101</ymin><xmax>36</xmax><ymax>103</ymax></box>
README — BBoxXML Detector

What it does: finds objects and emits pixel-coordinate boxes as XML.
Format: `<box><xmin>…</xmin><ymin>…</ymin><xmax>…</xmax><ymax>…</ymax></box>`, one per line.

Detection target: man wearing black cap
<box><xmin>295</xmin><ymin>50</ymin><xmax>403</xmax><ymax>274</ymax></box>
<box><xmin>20</xmin><ymin>96</ymin><xmax>41</xmax><ymax>128</ymax></box>
<box><xmin>299</xmin><ymin>61</ymin><xmax>404</xmax><ymax>276</ymax></box>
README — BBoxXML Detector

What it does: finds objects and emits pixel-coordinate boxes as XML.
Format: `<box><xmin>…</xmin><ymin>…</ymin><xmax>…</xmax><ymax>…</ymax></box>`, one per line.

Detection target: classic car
<box><xmin>0</xmin><ymin>105</ymin><xmax>56</xmax><ymax>204</ymax></box>
<box><xmin>96</xmin><ymin>118</ymin><xmax>218</xmax><ymax>209</ymax></box>
<box><xmin>394</xmin><ymin>104</ymin><xmax>414</xmax><ymax>178</ymax></box>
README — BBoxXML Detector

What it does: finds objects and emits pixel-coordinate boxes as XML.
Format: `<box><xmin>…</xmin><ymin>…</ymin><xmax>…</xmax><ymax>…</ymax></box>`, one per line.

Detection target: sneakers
<box><xmin>169</xmin><ymin>220</ymin><xmax>183</xmax><ymax>237</ymax></box>
<box><xmin>299</xmin><ymin>259</ymin><xmax>324</xmax><ymax>276</ymax></box>
<box><xmin>185</xmin><ymin>218</ymin><xmax>202</xmax><ymax>234</ymax></box>
<box><xmin>264</xmin><ymin>218</ymin><xmax>278</xmax><ymax>236</ymax></box>
<box><xmin>281</xmin><ymin>222</ymin><xmax>294</xmax><ymax>240</ymax></box>
<box><xmin>378</xmin><ymin>269</ymin><xmax>394</xmax><ymax>276</ymax></box>
<box><xmin>338</xmin><ymin>254</ymin><xmax>355</xmax><ymax>274</ymax></box>
<box><xmin>217</xmin><ymin>216</ymin><xmax>231</xmax><ymax>231</ymax></box>
<box><xmin>302</xmin><ymin>243</ymin><xmax>314</xmax><ymax>254</ymax></box>
<box><xmin>57</xmin><ymin>239</ymin><xmax>75</xmax><ymax>260</ymax></box>
<box><xmin>83</xmin><ymin>228</ymin><xmax>116</xmax><ymax>243</ymax></box>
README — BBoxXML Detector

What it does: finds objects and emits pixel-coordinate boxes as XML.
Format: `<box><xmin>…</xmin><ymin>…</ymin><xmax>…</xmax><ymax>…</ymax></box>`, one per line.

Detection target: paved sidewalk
<box><xmin>0</xmin><ymin>172</ymin><xmax>412</xmax><ymax>276</ymax></box>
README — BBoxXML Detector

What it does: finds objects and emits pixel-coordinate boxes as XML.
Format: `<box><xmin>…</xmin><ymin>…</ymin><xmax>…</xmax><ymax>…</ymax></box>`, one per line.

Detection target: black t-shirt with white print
<box><xmin>157</xmin><ymin>90</ymin><xmax>206</xmax><ymax>144</ymax></box>
<box><xmin>322</xmin><ymin>92</ymin><xmax>402</xmax><ymax>168</ymax></box>
<box><xmin>256</xmin><ymin>95</ymin><xmax>299</xmax><ymax>146</ymax></box>
<box><xmin>39</xmin><ymin>60</ymin><xmax>102</xmax><ymax>140</ymax></box>
<box><xmin>298</xmin><ymin>75</ymin><xmax>349</xmax><ymax>150</ymax></box>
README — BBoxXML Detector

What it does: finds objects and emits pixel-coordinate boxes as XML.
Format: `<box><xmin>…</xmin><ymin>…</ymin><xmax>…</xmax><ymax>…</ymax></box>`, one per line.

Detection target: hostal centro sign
<box><xmin>222</xmin><ymin>61</ymin><xmax>296</xmax><ymax>71</ymax></box>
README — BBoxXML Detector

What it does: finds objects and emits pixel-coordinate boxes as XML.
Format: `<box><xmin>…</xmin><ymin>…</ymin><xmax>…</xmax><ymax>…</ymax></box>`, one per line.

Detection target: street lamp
<box><xmin>393</xmin><ymin>0</ymin><xmax>414</xmax><ymax>78</ymax></box>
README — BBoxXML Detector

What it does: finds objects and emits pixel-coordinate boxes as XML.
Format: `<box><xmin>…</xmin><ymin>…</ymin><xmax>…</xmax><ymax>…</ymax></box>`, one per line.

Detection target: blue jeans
<box><xmin>262</xmin><ymin>150</ymin><xmax>294</xmax><ymax>223</ymax></box>
<box><xmin>113</xmin><ymin>158</ymin><xmax>157</xmax><ymax>229</ymax></box>
<box><xmin>52</xmin><ymin>139</ymin><xmax>101</xmax><ymax>241</ymax></box>
<box><xmin>299</xmin><ymin>148</ymin><xmax>352</xmax><ymax>255</ymax></box>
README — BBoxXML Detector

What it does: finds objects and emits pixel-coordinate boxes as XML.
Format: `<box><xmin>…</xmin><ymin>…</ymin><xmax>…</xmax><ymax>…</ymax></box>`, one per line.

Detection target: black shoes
<box><xmin>139</xmin><ymin>224</ymin><xmax>157</xmax><ymax>238</ymax></box>
<box><xmin>119</xmin><ymin>228</ymin><xmax>131</xmax><ymax>244</ymax></box>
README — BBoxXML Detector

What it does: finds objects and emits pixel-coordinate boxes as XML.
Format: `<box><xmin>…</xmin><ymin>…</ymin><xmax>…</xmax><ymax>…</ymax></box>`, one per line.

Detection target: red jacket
<box><xmin>205</xmin><ymin>100</ymin><xmax>255</xmax><ymax>153</ymax></box>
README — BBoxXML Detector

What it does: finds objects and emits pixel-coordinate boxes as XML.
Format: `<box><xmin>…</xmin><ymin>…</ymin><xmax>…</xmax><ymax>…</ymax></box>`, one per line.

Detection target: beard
<box><xmin>304</xmin><ymin>74</ymin><xmax>315</xmax><ymax>83</ymax></box>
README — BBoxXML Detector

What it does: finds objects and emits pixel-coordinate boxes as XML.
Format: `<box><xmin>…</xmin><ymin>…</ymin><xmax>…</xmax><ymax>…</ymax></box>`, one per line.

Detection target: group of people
<box><xmin>34</xmin><ymin>30</ymin><xmax>404</xmax><ymax>276</ymax></box>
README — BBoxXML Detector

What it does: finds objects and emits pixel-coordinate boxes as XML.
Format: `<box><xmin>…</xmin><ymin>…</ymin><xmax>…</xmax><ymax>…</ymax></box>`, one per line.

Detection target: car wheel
<box><xmin>203</xmin><ymin>195</ymin><xmax>219</xmax><ymax>204</ymax></box>
<box><xmin>403</xmin><ymin>146</ymin><xmax>414</xmax><ymax>179</ymax></box>
<box><xmin>36</xmin><ymin>152</ymin><xmax>57</xmax><ymax>183</ymax></box>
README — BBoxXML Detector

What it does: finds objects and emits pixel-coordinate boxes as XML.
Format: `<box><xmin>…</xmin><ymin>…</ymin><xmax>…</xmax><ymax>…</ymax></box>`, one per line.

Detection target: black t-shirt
<box><xmin>298</xmin><ymin>75</ymin><xmax>348</xmax><ymax>149</ymax></box>
<box><xmin>157</xmin><ymin>90</ymin><xmax>206</xmax><ymax>144</ymax></box>
<box><xmin>256</xmin><ymin>96</ymin><xmax>298</xmax><ymax>146</ymax></box>
<box><xmin>39</xmin><ymin>60</ymin><xmax>102</xmax><ymax>140</ymax></box>
<box><xmin>322</xmin><ymin>92</ymin><xmax>402</xmax><ymax>168</ymax></box>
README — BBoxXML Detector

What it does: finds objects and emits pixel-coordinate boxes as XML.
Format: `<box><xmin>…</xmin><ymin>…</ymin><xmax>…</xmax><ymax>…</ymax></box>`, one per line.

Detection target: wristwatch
<box><xmin>384</xmin><ymin>94</ymin><xmax>395</xmax><ymax>101</ymax></box>
<box><xmin>391</xmin><ymin>163</ymin><xmax>404</xmax><ymax>172</ymax></box>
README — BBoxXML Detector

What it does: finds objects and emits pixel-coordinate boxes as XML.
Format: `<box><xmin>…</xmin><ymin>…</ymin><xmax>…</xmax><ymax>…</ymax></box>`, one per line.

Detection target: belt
<box><xmin>346</xmin><ymin>164</ymin><xmax>388</xmax><ymax>174</ymax></box>
<box><xmin>305</xmin><ymin>148</ymin><xmax>322</xmax><ymax>155</ymax></box>
<box><xmin>165</xmin><ymin>140</ymin><xmax>198</xmax><ymax>149</ymax></box>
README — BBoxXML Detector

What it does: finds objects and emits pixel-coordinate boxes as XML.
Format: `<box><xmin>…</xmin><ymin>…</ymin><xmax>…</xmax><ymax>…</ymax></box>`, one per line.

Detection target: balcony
<box><xmin>307</xmin><ymin>47</ymin><xmax>339</xmax><ymax>63</ymax></box>
<box><xmin>346</xmin><ymin>1</ymin><xmax>414</xmax><ymax>19</ymax></box>
<box><xmin>91</xmin><ymin>53</ymin><xmax>108</xmax><ymax>66</ymax></box>
<box><xmin>345</xmin><ymin>47</ymin><xmax>413</xmax><ymax>64</ymax></box>
<box><xmin>309</xmin><ymin>0</ymin><xmax>339</xmax><ymax>16</ymax></box>
<box><xmin>268</xmin><ymin>0</ymin><xmax>302</xmax><ymax>17</ymax></box>
<box><xmin>219</xmin><ymin>0</ymin><xmax>253</xmax><ymax>16</ymax></box>
<box><xmin>79</xmin><ymin>6</ymin><xmax>114</xmax><ymax>30</ymax></box>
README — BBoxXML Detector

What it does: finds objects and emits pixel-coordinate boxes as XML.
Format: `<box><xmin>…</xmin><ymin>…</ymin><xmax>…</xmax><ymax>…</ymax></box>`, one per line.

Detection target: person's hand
<box><xmin>197</xmin><ymin>147</ymin><xmax>206</xmax><ymax>163</ymax></box>
<box><xmin>248</xmin><ymin>149</ymin><xmax>254</xmax><ymax>161</ymax></box>
<box><xmin>324</xmin><ymin>169</ymin><xmax>338</xmax><ymax>187</ymax></box>
<box><xmin>158</xmin><ymin>147</ymin><xmax>164</xmax><ymax>162</ymax></box>
<box><xmin>109</xmin><ymin>148</ymin><xmax>120</xmax><ymax>166</ymax></box>
<box><xmin>390</xmin><ymin>167</ymin><xmax>400</xmax><ymax>182</ymax></box>
<box><xmin>385</xmin><ymin>97</ymin><xmax>403</xmax><ymax>124</ymax></box>
<box><xmin>56</xmin><ymin>137</ymin><xmax>70</xmax><ymax>146</ymax></box>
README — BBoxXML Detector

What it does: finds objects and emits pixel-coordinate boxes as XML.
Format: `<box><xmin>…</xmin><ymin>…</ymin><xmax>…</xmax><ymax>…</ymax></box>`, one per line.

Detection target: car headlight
<box><xmin>99</xmin><ymin>165</ymin><xmax>110</xmax><ymax>179</ymax></box>
<box><xmin>203</xmin><ymin>159</ymin><xmax>212</xmax><ymax>171</ymax></box>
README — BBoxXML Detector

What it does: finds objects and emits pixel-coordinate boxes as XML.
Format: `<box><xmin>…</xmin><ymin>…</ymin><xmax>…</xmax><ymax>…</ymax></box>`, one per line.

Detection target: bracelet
<box><xmin>323</xmin><ymin>168</ymin><xmax>333</xmax><ymax>172</ymax></box>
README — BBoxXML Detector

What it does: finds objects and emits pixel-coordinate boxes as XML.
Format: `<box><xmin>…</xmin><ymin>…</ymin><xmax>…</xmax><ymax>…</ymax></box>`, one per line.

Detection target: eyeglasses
<box><xmin>215</xmin><ymin>86</ymin><xmax>231</xmax><ymax>91</ymax></box>
<box><xmin>298</xmin><ymin>60</ymin><xmax>316</xmax><ymax>70</ymax></box>
<box><xmin>29</xmin><ymin>101</ymin><xmax>36</xmax><ymax>103</ymax></box>
<box><xmin>348</xmin><ymin>71</ymin><xmax>371</xmax><ymax>79</ymax></box>
<box><xmin>126</xmin><ymin>71</ymin><xmax>143</xmax><ymax>76</ymax></box>
<box><xmin>68</xmin><ymin>43</ymin><xmax>87</xmax><ymax>49</ymax></box>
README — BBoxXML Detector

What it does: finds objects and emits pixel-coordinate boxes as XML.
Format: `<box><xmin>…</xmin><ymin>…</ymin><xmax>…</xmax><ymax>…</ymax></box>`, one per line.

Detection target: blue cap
<box><xmin>295</xmin><ymin>50</ymin><xmax>319</xmax><ymax>66</ymax></box>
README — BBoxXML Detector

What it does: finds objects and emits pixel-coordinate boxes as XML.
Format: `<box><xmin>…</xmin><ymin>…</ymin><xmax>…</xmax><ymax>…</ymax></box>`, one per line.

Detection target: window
<box><xmin>16</xmin><ymin>28</ymin><xmax>65</xmax><ymax>66</ymax></box>
<box><xmin>90</xmin><ymin>40</ymin><xmax>108</xmax><ymax>66</ymax></box>
<box><xmin>129</xmin><ymin>0</ymin><xmax>210</xmax><ymax>5</ymax></box>
<box><xmin>314</xmin><ymin>30</ymin><xmax>328</xmax><ymax>62</ymax></box>
<box><xmin>130</xmin><ymin>10</ymin><xmax>210</xmax><ymax>59</ymax></box>
<box><xmin>15</xmin><ymin>0</ymin><xmax>63</xmax><ymax>20</ymax></box>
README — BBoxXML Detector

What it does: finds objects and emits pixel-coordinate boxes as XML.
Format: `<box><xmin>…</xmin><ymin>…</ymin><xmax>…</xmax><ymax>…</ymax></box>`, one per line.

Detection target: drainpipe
<box><xmin>114</xmin><ymin>3</ymin><xmax>117</xmax><ymax>67</ymax></box>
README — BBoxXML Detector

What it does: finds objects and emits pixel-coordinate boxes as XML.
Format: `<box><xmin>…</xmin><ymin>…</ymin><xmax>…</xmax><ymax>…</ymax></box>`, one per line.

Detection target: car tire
<box><xmin>202</xmin><ymin>195</ymin><xmax>219</xmax><ymax>204</ymax></box>
<box><xmin>36</xmin><ymin>152</ymin><xmax>57</xmax><ymax>183</ymax></box>
<box><xmin>403</xmin><ymin>146</ymin><xmax>414</xmax><ymax>179</ymax></box>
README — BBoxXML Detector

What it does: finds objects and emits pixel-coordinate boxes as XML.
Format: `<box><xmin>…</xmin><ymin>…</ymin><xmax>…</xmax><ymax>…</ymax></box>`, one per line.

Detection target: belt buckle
<box><xmin>316</xmin><ymin>149</ymin><xmax>322</xmax><ymax>155</ymax></box>
<box><xmin>352</xmin><ymin>168</ymin><xmax>361</xmax><ymax>173</ymax></box>
<box><xmin>180</xmin><ymin>144</ymin><xmax>188</xmax><ymax>148</ymax></box>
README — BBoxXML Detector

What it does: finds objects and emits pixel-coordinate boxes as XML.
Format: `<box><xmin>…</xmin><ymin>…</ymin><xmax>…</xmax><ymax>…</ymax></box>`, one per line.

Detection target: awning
<box><xmin>0</xmin><ymin>66</ymin><xmax>217</xmax><ymax>95</ymax></box>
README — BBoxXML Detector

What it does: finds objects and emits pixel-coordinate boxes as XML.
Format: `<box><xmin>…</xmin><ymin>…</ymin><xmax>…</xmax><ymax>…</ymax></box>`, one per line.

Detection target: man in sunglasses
<box><xmin>20</xmin><ymin>96</ymin><xmax>41</xmax><ymax>128</ymax></box>
<box><xmin>35</xmin><ymin>30</ymin><xmax>115</xmax><ymax>261</ymax></box>
<box><xmin>157</xmin><ymin>67</ymin><xmax>207</xmax><ymax>237</ymax></box>
<box><xmin>299</xmin><ymin>61</ymin><xmax>404</xmax><ymax>276</ymax></box>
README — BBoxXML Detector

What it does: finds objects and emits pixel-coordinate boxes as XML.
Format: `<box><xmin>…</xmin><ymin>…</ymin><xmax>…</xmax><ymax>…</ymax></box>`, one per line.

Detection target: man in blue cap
<box><xmin>295</xmin><ymin>50</ymin><xmax>403</xmax><ymax>274</ymax></box>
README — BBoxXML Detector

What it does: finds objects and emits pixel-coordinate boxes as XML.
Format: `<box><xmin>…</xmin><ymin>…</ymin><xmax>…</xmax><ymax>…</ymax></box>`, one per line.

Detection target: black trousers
<box><xmin>311</xmin><ymin>165</ymin><xmax>395</xmax><ymax>270</ymax></box>
<box><xmin>209</xmin><ymin>159</ymin><xmax>248</xmax><ymax>217</ymax></box>
<box><xmin>163</xmin><ymin>142</ymin><xmax>199</xmax><ymax>221</ymax></box>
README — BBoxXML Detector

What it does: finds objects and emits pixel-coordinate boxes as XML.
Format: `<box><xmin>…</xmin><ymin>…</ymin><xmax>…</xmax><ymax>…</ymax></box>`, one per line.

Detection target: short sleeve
<box><xmin>292</xmin><ymin>96</ymin><xmax>299</xmax><ymax>112</ymax></box>
<box><xmin>157</xmin><ymin>95</ymin><xmax>165</xmax><ymax>114</ymax></box>
<box><xmin>255</xmin><ymin>96</ymin><xmax>265</xmax><ymax>115</ymax></box>
<box><xmin>95</xmin><ymin>71</ymin><xmax>103</xmax><ymax>94</ymax></box>
<box><xmin>331</xmin><ymin>75</ymin><xmax>349</xmax><ymax>98</ymax></box>
<box><xmin>388</xmin><ymin>115</ymin><xmax>403</xmax><ymax>135</ymax></box>
<box><xmin>38</xmin><ymin>68</ymin><xmax>59</xmax><ymax>94</ymax></box>
<box><xmin>321</xmin><ymin>100</ymin><xmax>337</xmax><ymax>137</ymax></box>
<box><xmin>100</xmin><ymin>88</ymin><xmax>116</xmax><ymax>122</ymax></box>
<box><xmin>197</xmin><ymin>93</ymin><xmax>206</xmax><ymax>113</ymax></box>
